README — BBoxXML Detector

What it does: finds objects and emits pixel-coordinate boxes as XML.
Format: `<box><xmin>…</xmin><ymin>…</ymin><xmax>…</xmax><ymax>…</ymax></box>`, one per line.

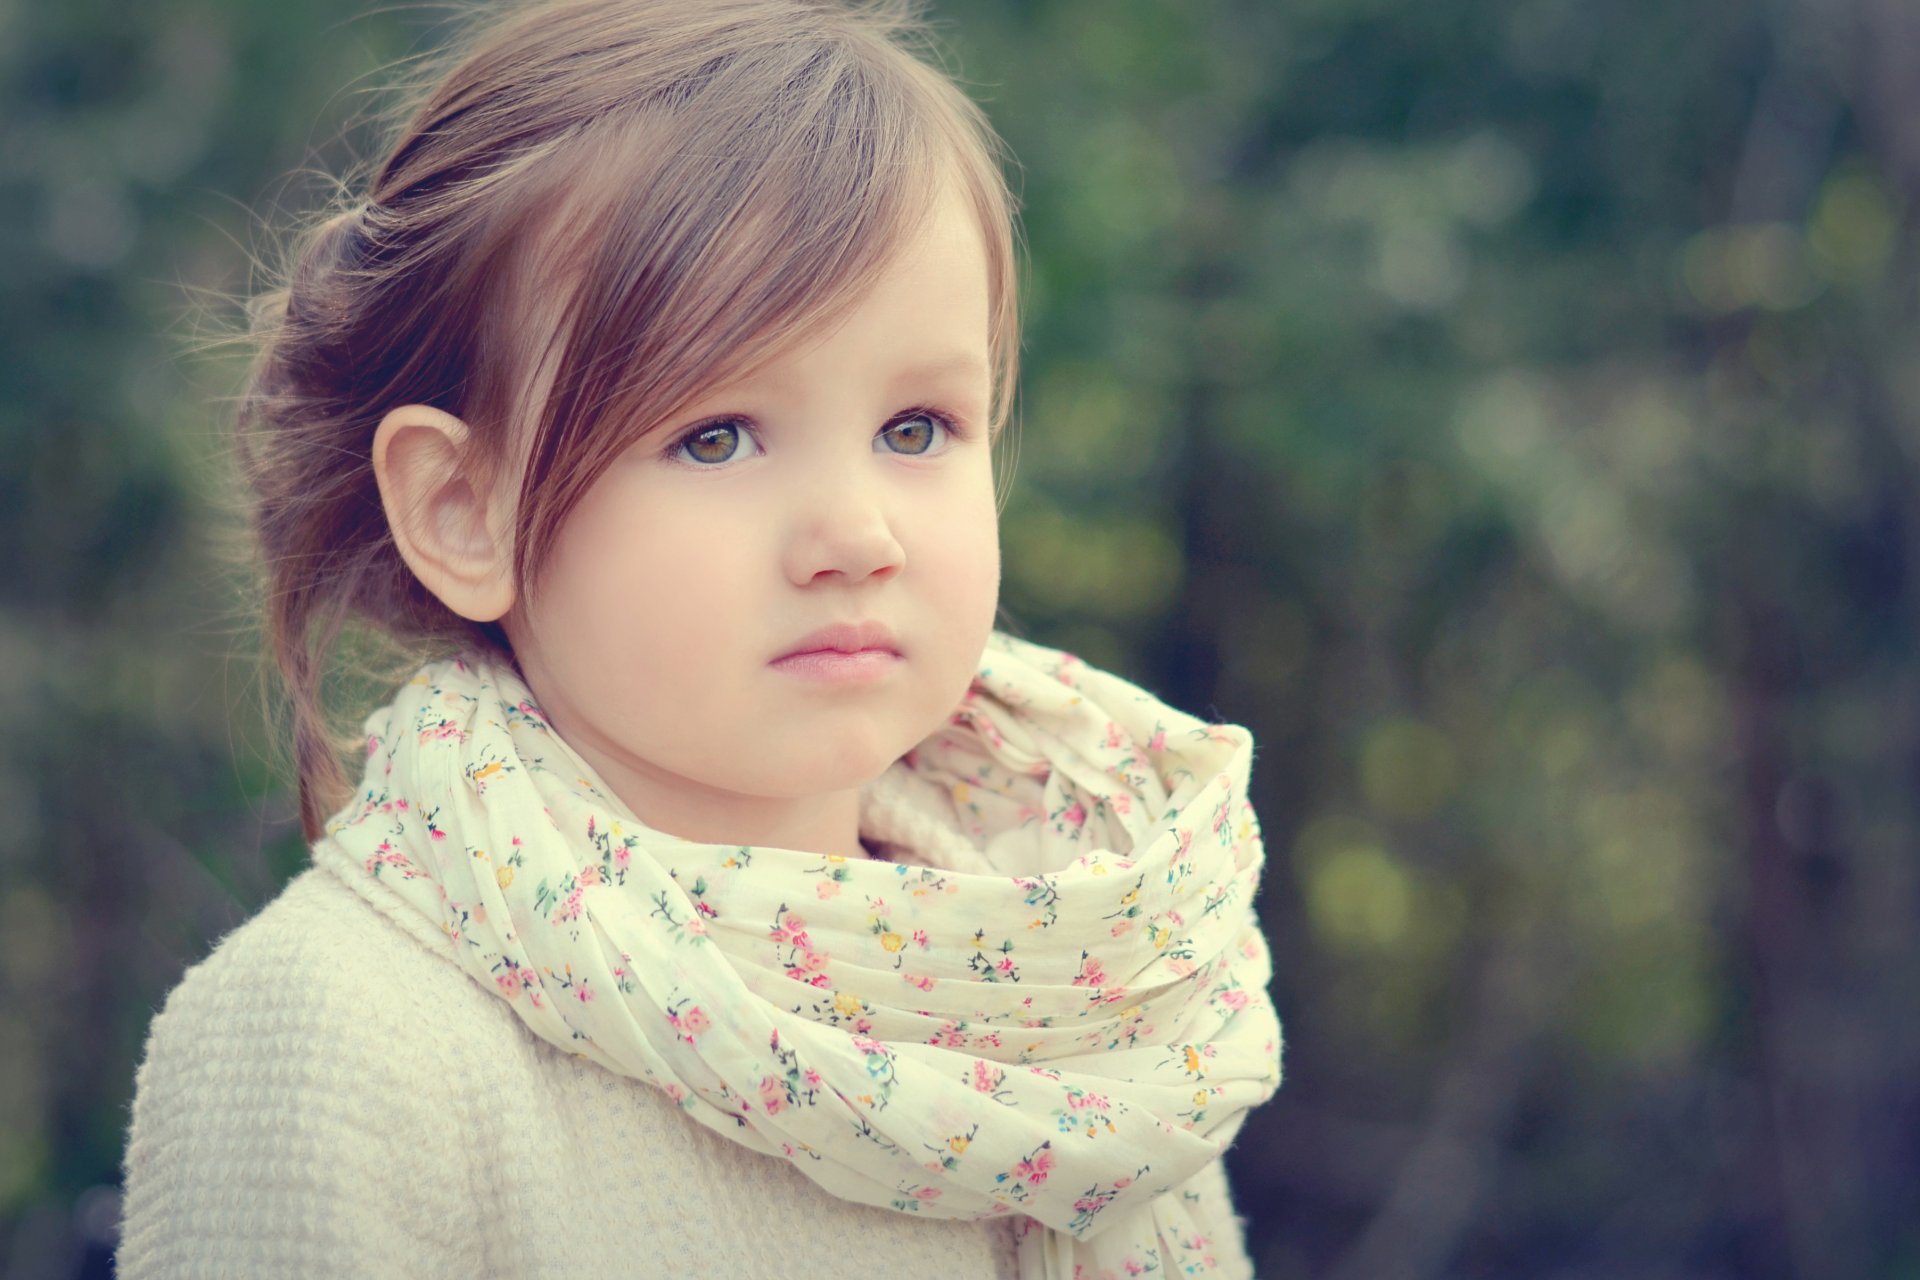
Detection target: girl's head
<box><xmin>243</xmin><ymin>0</ymin><xmax>1020</xmax><ymax>839</ymax></box>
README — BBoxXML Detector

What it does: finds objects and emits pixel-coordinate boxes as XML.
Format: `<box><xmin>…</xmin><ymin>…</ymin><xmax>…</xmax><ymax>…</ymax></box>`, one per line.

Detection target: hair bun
<box><xmin>284</xmin><ymin>205</ymin><xmax>370</xmax><ymax>327</ymax></box>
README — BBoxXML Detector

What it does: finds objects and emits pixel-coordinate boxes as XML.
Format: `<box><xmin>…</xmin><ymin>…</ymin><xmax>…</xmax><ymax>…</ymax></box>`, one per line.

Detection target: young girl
<box><xmin>118</xmin><ymin>2</ymin><xmax>1283</xmax><ymax>1276</ymax></box>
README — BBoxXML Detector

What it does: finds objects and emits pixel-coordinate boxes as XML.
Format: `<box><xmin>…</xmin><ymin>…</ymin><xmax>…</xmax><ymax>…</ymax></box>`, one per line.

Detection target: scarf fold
<box><xmin>311</xmin><ymin>629</ymin><xmax>1283</xmax><ymax>1279</ymax></box>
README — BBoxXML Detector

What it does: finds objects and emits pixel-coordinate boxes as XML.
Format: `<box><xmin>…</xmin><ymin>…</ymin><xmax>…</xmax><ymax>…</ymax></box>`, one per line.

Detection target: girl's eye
<box><xmin>672</xmin><ymin>419</ymin><xmax>760</xmax><ymax>467</ymax></box>
<box><xmin>878</xmin><ymin>410</ymin><xmax>955</xmax><ymax>456</ymax></box>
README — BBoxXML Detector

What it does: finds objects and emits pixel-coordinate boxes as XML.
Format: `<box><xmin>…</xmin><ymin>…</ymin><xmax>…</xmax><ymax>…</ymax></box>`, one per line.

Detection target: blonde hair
<box><xmin>238</xmin><ymin>0</ymin><xmax>1021</xmax><ymax>837</ymax></box>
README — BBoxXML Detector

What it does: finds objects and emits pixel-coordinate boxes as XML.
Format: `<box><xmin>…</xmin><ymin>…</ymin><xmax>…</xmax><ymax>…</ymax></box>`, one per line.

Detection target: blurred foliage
<box><xmin>3</xmin><ymin>0</ymin><xmax>1917</xmax><ymax>1277</ymax></box>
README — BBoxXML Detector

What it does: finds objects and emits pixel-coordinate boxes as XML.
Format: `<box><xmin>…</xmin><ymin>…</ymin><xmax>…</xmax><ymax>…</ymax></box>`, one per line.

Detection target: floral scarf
<box><xmin>310</xmin><ymin>629</ymin><xmax>1283</xmax><ymax>1278</ymax></box>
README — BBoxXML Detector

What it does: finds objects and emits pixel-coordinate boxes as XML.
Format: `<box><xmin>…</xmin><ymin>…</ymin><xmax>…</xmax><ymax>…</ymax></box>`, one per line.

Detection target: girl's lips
<box><xmin>773</xmin><ymin>619</ymin><xmax>899</xmax><ymax>661</ymax></box>
<box><xmin>769</xmin><ymin>649</ymin><xmax>901</xmax><ymax>683</ymax></box>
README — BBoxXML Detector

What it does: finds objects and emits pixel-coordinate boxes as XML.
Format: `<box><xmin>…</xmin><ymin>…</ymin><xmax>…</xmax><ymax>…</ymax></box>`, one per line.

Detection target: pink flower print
<box><xmin>903</xmin><ymin>973</ymin><xmax>935</xmax><ymax>992</ymax></box>
<box><xmin>1104</xmin><ymin>722</ymin><xmax>1124</xmax><ymax>750</ymax></box>
<box><xmin>1147</xmin><ymin>726</ymin><xmax>1167</xmax><ymax>752</ymax></box>
<box><xmin>681</xmin><ymin>1006</ymin><xmax>711</xmax><ymax>1037</ymax></box>
<box><xmin>687</xmin><ymin>916</ymin><xmax>708</xmax><ymax>937</ymax></box>
<box><xmin>912</xmin><ymin>929</ymin><xmax>930</xmax><ymax>949</ymax></box>
<box><xmin>614</xmin><ymin>845</ymin><xmax>631</xmax><ymax>871</ymax></box>
<box><xmin>574</xmin><ymin>980</ymin><xmax>594</xmax><ymax>1003</ymax></box>
<box><xmin>804</xmin><ymin>1068</ymin><xmax>823</xmax><ymax>1089</ymax></box>
<box><xmin>801</xmin><ymin>950</ymin><xmax>829</xmax><ymax>973</ymax></box>
<box><xmin>971</xmin><ymin>1060</ymin><xmax>1004</xmax><ymax>1093</ymax></box>
<box><xmin>1063</xmin><ymin>800</ymin><xmax>1087</xmax><ymax>829</ymax></box>
<box><xmin>1015</xmin><ymin>1148</ymin><xmax>1054</xmax><ymax>1184</ymax></box>
<box><xmin>366</xmin><ymin>734</ymin><xmax>382</xmax><ymax>757</ymax></box>
<box><xmin>577</xmin><ymin>864</ymin><xmax>602</xmax><ymax>888</ymax></box>
<box><xmin>1072</xmin><ymin>955</ymin><xmax>1106</xmax><ymax>989</ymax></box>
<box><xmin>816</xmin><ymin>880</ymin><xmax>842</xmax><ymax>900</ymax></box>
<box><xmin>759</xmin><ymin>1075</ymin><xmax>786</xmax><ymax>1116</ymax></box>
<box><xmin>495</xmin><ymin>972</ymin><xmax>520</xmax><ymax>999</ymax></box>
<box><xmin>365</xmin><ymin>843</ymin><xmax>416</xmax><ymax>879</ymax></box>
<box><xmin>996</xmin><ymin>956</ymin><xmax>1016</xmax><ymax>976</ymax></box>
<box><xmin>913</xmin><ymin>1186</ymin><xmax>941</xmax><ymax>1202</ymax></box>
<box><xmin>1220</xmin><ymin>988</ymin><xmax>1250</xmax><ymax>1010</ymax></box>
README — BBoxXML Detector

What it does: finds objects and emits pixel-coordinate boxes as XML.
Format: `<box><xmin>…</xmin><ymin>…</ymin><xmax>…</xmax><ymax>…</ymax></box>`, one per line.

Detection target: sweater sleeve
<box><xmin>118</xmin><ymin>877</ymin><xmax>491</xmax><ymax>1279</ymax></box>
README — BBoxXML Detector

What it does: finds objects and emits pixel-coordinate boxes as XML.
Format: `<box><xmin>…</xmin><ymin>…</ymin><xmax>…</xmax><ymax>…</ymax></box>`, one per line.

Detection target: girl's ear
<box><xmin>372</xmin><ymin>405</ymin><xmax>517</xmax><ymax>623</ymax></box>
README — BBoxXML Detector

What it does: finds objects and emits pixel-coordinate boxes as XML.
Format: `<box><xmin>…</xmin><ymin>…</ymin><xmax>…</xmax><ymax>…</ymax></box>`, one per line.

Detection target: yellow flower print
<box><xmin>496</xmin><ymin>865</ymin><xmax>514</xmax><ymax>889</ymax></box>
<box><xmin>953</xmin><ymin>782</ymin><xmax>971</xmax><ymax>804</ymax></box>
<box><xmin>947</xmin><ymin>1133</ymin><xmax>971</xmax><ymax>1155</ymax></box>
<box><xmin>834</xmin><ymin>991</ymin><xmax>864</xmax><ymax>1017</ymax></box>
<box><xmin>880</xmin><ymin>932</ymin><xmax>906</xmax><ymax>953</ymax></box>
<box><xmin>1120</xmin><ymin>887</ymin><xmax>1140</xmax><ymax>907</ymax></box>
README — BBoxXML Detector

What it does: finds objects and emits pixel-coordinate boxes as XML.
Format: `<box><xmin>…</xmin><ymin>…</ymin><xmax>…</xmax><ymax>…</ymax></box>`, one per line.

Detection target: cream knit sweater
<box><xmin>119</xmin><ymin>765</ymin><xmax>1256</xmax><ymax>1278</ymax></box>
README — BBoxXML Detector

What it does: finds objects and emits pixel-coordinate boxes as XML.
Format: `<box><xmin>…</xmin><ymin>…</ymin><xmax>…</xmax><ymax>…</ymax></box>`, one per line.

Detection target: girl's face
<box><xmin>503</xmin><ymin>184</ymin><xmax>1001</xmax><ymax>852</ymax></box>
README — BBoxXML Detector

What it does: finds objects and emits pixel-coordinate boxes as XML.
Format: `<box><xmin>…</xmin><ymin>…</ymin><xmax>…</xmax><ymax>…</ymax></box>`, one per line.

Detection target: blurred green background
<box><xmin>4</xmin><ymin>0</ymin><xmax>1917</xmax><ymax>1276</ymax></box>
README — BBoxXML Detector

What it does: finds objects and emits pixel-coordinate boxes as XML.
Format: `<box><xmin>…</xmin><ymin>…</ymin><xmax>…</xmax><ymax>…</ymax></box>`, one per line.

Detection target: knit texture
<box><xmin>118</xmin><ymin>765</ymin><xmax>1255</xmax><ymax>1279</ymax></box>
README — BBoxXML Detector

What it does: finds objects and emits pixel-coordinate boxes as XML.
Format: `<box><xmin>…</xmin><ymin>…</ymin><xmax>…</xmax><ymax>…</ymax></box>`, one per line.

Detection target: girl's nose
<box><xmin>780</xmin><ymin>470</ymin><xmax>907</xmax><ymax>586</ymax></box>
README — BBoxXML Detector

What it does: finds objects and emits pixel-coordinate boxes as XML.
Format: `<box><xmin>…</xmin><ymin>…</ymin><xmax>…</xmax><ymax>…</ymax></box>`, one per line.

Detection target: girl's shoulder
<box><xmin>119</xmin><ymin>866</ymin><xmax>530</xmax><ymax>1276</ymax></box>
<box><xmin>139</xmin><ymin>864</ymin><xmax>499</xmax><ymax>1061</ymax></box>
